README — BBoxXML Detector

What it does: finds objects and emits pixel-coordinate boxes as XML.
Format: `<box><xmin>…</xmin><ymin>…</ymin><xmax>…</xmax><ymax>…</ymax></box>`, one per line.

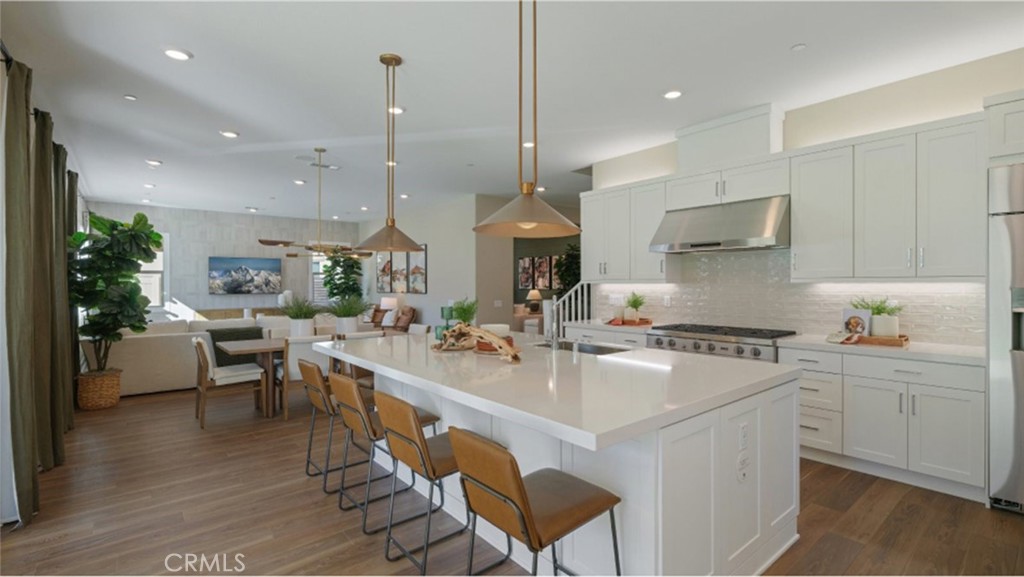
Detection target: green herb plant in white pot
<box><xmin>625</xmin><ymin>292</ymin><xmax>646</xmax><ymax>322</ymax></box>
<box><xmin>850</xmin><ymin>297</ymin><xmax>904</xmax><ymax>337</ymax></box>
<box><xmin>328</xmin><ymin>295</ymin><xmax>370</xmax><ymax>335</ymax></box>
<box><xmin>281</xmin><ymin>296</ymin><xmax>320</xmax><ymax>337</ymax></box>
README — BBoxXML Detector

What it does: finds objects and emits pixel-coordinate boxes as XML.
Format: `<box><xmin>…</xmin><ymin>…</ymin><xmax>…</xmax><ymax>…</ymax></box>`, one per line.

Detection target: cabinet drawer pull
<box><xmin>799</xmin><ymin>424</ymin><xmax>820</xmax><ymax>432</ymax></box>
<box><xmin>623</xmin><ymin>339</ymin><xmax>638</xmax><ymax>344</ymax></box>
<box><xmin>581</xmin><ymin>334</ymin><xmax>594</xmax><ymax>339</ymax></box>
<box><xmin>796</xmin><ymin>358</ymin><xmax>820</xmax><ymax>364</ymax></box>
<box><xmin>893</xmin><ymin>369</ymin><xmax>923</xmax><ymax>375</ymax></box>
<box><xmin>799</xmin><ymin>386</ymin><xmax>821</xmax><ymax>393</ymax></box>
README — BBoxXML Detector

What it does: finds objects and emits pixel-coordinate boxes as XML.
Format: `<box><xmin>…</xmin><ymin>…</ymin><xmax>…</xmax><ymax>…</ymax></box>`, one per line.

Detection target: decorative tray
<box><xmin>606</xmin><ymin>318</ymin><xmax>653</xmax><ymax>326</ymax></box>
<box><xmin>855</xmin><ymin>334</ymin><xmax>910</xmax><ymax>348</ymax></box>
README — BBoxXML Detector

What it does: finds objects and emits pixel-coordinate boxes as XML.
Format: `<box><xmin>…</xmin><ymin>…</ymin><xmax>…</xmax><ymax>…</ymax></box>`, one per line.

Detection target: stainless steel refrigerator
<box><xmin>989</xmin><ymin>162</ymin><xmax>1024</xmax><ymax>513</ymax></box>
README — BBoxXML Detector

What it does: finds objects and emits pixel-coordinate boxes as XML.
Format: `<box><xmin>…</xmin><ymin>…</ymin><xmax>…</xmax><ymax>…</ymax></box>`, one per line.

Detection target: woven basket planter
<box><xmin>77</xmin><ymin>369</ymin><xmax>122</xmax><ymax>410</ymax></box>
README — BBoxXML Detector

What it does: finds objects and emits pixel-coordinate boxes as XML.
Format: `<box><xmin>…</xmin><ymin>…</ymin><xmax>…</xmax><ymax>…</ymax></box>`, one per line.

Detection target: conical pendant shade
<box><xmin>356</xmin><ymin>221</ymin><xmax>423</xmax><ymax>252</ymax></box>
<box><xmin>473</xmin><ymin>192</ymin><xmax>580</xmax><ymax>238</ymax></box>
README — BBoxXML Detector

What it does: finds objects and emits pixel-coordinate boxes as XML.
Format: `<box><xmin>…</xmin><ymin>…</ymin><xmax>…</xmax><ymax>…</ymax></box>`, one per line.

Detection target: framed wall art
<box><xmin>376</xmin><ymin>252</ymin><xmax>393</xmax><ymax>293</ymax></box>
<box><xmin>407</xmin><ymin>244</ymin><xmax>427</xmax><ymax>294</ymax></box>
<box><xmin>533</xmin><ymin>255</ymin><xmax>551</xmax><ymax>290</ymax></box>
<box><xmin>517</xmin><ymin>257</ymin><xmax>533</xmax><ymax>290</ymax></box>
<box><xmin>392</xmin><ymin>252</ymin><xmax>408</xmax><ymax>294</ymax></box>
<box><xmin>208</xmin><ymin>257</ymin><xmax>282</xmax><ymax>295</ymax></box>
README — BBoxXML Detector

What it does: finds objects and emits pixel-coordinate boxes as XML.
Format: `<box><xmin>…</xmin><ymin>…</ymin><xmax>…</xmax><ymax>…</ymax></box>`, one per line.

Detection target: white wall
<box><xmin>475</xmin><ymin>196</ymin><xmax>514</xmax><ymax>325</ymax></box>
<box><xmin>591</xmin><ymin>142</ymin><xmax>676</xmax><ymax>190</ymax></box>
<box><xmin>90</xmin><ymin>202</ymin><xmax>359</xmax><ymax>312</ymax></box>
<box><xmin>592</xmin><ymin>251</ymin><xmax>985</xmax><ymax>346</ymax></box>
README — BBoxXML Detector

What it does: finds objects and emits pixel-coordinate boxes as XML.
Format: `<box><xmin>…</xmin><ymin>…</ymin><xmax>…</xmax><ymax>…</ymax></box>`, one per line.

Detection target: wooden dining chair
<box><xmin>191</xmin><ymin>337</ymin><xmax>266</xmax><ymax>429</ymax></box>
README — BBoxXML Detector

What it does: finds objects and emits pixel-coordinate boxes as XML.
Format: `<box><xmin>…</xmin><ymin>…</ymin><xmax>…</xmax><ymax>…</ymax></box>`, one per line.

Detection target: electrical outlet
<box><xmin>494</xmin><ymin>300</ymin><xmax>503</xmax><ymax>308</ymax></box>
<box><xmin>663</xmin><ymin>295</ymin><xmax>672</xmax><ymax>307</ymax></box>
<box><xmin>736</xmin><ymin>452</ymin><xmax>750</xmax><ymax>482</ymax></box>
<box><xmin>739</xmin><ymin>422</ymin><xmax>749</xmax><ymax>450</ymax></box>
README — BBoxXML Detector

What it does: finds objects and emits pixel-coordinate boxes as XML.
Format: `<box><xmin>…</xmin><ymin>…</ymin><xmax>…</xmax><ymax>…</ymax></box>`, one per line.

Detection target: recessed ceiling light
<box><xmin>164</xmin><ymin>48</ymin><xmax>193</xmax><ymax>61</ymax></box>
<box><xmin>388</xmin><ymin>106</ymin><xmax>404</xmax><ymax>115</ymax></box>
<box><xmin>399</xmin><ymin>194</ymin><xmax>409</xmax><ymax>199</ymax></box>
<box><xmin>246</xmin><ymin>206</ymin><xmax>258</xmax><ymax>213</ymax></box>
<box><xmin>145</xmin><ymin>159</ymin><xmax>163</xmax><ymax>167</ymax></box>
<box><xmin>663</xmin><ymin>90</ymin><xmax>683</xmax><ymax>100</ymax></box>
<box><xmin>219</xmin><ymin>130</ymin><xmax>239</xmax><ymax>139</ymax></box>
<box><xmin>332</xmin><ymin>215</ymin><xmax>339</xmax><ymax>220</ymax></box>
<box><xmin>536</xmin><ymin>186</ymin><xmax>546</xmax><ymax>192</ymax></box>
<box><xmin>360</xmin><ymin>206</ymin><xmax>368</xmax><ymax>211</ymax></box>
<box><xmin>790</xmin><ymin>43</ymin><xmax>807</xmax><ymax>52</ymax></box>
<box><xmin>293</xmin><ymin>179</ymin><xmax>306</xmax><ymax>185</ymax></box>
<box><xmin>522</xmin><ymin>142</ymin><xmax>535</xmax><ymax>148</ymax></box>
<box><xmin>141</xmin><ymin>199</ymin><xmax>151</xmax><ymax>203</ymax></box>
<box><xmin>123</xmin><ymin>94</ymin><xmax>138</xmax><ymax>101</ymax></box>
<box><xmin>143</xmin><ymin>183</ymin><xmax>156</xmax><ymax>189</ymax></box>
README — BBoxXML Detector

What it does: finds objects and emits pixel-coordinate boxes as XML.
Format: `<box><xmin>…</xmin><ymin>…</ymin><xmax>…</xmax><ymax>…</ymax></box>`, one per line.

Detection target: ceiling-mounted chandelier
<box><xmin>355</xmin><ymin>53</ymin><xmax>423</xmax><ymax>253</ymax></box>
<box><xmin>473</xmin><ymin>0</ymin><xmax>581</xmax><ymax>238</ymax></box>
<box><xmin>258</xmin><ymin>148</ymin><xmax>371</xmax><ymax>259</ymax></box>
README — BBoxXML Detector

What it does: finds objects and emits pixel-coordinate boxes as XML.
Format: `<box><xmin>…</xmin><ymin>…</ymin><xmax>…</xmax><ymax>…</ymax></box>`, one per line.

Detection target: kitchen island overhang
<box><xmin>314</xmin><ymin>333</ymin><xmax>802</xmax><ymax>575</ymax></box>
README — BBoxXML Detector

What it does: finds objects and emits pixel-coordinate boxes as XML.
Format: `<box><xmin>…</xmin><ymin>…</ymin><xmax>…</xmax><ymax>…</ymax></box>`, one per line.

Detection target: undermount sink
<box><xmin>534</xmin><ymin>340</ymin><xmax>631</xmax><ymax>356</ymax></box>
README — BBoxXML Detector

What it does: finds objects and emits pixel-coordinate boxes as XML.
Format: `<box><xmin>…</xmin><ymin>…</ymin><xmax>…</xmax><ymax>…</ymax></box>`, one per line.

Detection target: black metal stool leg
<box><xmin>610</xmin><ymin>508</ymin><xmax>622</xmax><ymax>576</ymax></box>
<box><xmin>531</xmin><ymin>552</ymin><xmax>538</xmax><ymax>576</ymax></box>
<box><xmin>384</xmin><ymin>471</ymin><xmax>468</xmax><ymax>573</ymax></box>
<box><xmin>304</xmin><ymin>410</ymin><xmax>318</xmax><ymax>476</ymax></box>
<box><xmin>552</xmin><ymin>543</ymin><xmax>559</xmax><ymax>576</ymax></box>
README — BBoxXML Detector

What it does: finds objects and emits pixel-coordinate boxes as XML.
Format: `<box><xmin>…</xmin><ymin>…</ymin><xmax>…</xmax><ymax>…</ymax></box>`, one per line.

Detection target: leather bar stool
<box><xmin>374</xmin><ymin>391</ymin><xmax>469</xmax><ymax>575</ymax></box>
<box><xmin>298</xmin><ymin>359</ymin><xmax>373</xmax><ymax>494</ymax></box>
<box><xmin>449</xmin><ymin>426</ymin><xmax>622</xmax><ymax>576</ymax></box>
<box><xmin>328</xmin><ymin>373</ymin><xmax>439</xmax><ymax>534</ymax></box>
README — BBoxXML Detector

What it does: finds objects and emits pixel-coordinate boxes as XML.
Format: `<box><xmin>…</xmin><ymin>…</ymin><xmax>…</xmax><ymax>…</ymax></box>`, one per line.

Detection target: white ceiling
<box><xmin>4</xmin><ymin>2</ymin><xmax>1024</xmax><ymax>222</ymax></box>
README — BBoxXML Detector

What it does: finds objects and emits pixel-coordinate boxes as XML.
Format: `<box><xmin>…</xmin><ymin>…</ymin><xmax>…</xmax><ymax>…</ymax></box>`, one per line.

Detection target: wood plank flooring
<box><xmin>2</xmin><ymin>389</ymin><xmax>1023</xmax><ymax>575</ymax></box>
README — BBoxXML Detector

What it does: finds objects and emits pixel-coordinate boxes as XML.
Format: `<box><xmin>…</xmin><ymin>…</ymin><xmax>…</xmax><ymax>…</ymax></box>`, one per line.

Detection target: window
<box><xmin>139</xmin><ymin>236</ymin><xmax>166</xmax><ymax>308</ymax></box>
<box><xmin>311</xmin><ymin>255</ymin><xmax>329</xmax><ymax>304</ymax></box>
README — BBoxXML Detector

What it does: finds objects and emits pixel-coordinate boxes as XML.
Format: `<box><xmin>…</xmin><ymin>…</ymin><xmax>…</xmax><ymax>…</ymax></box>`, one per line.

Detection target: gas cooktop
<box><xmin>649</xmin><ymin>323</ymin><xmax>797</xmax><ymax>341</ymax></box>
<box><xmin>646</xmin><ymin>323</ymin><xmax>797</xmax><ymax>362</ymax></box>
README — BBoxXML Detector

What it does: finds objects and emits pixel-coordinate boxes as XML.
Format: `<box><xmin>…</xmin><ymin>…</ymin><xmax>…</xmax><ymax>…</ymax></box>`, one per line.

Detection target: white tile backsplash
<box><xmin>594</xmin><ymin>249</ymin><xmax>985</xmax><ymax>346</ymax></box>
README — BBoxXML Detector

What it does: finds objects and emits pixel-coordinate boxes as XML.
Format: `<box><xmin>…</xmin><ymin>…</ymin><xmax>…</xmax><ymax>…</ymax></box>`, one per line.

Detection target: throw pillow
<box><xmin>394</xmin><ymin>306</ymin><xmax>415</xmax><ymax>331</ymax></box>
<box><xmin>207</xmin><ymin>326</ymin><xmax>265</xmax><ymax>367</ymax></box>
<box><xmin>371</xmin><ymin>308</ymin><xmax>387</xmax><ymax>326</ymax></box>
<box><xmin>381</xmin><ymin>310</ymin><xmax>398</xmax><ymax>328</ymax></box>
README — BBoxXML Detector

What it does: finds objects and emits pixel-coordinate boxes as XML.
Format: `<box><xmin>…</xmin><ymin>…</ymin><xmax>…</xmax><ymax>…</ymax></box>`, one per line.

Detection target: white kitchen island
<box><xmin>314</xmin><ymin>333</ymin><xmax>801</xmax><ymax>575</ymax></box>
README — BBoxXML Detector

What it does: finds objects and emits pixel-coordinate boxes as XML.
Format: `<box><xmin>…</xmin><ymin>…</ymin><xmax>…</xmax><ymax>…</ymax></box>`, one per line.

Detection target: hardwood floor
<box><xmin>2</xmin><ymin>389</ymin><xmax>1023</xmax><ymax>575</ymax></box>
<box><xmin>766</xmin><ymin>459</ymin><xmax>1024</xmax><ymax>575</ymax></box>
<box><xmin>0</xmin><ymin>390</ymin><xmax>522</xmax><ymax>576</ymax></box>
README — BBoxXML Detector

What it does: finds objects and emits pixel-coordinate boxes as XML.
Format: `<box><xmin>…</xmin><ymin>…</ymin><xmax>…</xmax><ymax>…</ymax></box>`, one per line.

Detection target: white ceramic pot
<box><xmin>336</xmin><ymin>317</ymin><xmax>359</xmax><ymax>335</ymax></box>
<box><xmin>871</xmin><ymin>315</ymin><xmax>900</xmax><ymax>337</ymax></box>
<box><xmin>290</xmin><ymin>318</ymin><xmax>315</xmax><ymax>337</ymax></box>
<box><xmin>624</xmin><ymin>308</ymin><xmax>639</xmax><ymax>322</ymax></box>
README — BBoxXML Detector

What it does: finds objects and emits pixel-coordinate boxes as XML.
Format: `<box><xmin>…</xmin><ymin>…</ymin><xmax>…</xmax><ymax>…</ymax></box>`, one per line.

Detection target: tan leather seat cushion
<box><xmin>523</xmin><ymin>468</ymin><xmax>621</xmax><ymax>548</ymax></box>
<box><xmin>425</xmin><ymin>432</ymin><xmax>457</xmax><ymax>478</ymax></box>
<box><xmin>368</xmin><ymin>405</ymin><xmax>439</xmax><ymax>441</ymax></box>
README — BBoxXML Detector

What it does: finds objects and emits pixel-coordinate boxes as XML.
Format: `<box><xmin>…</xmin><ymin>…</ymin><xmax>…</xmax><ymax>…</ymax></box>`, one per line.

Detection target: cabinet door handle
<box><xmin>893</xmin><ymin>369</ymin><xmax>923</xmax><ymax>375</ymax></box>
<box><xmin>660</xmin><ymin>259</ymin><xmax>664</xmax><ymax>273</ymax></box>
<box><xmin>799</xmin><ymin>424</ymin><xmax>820</xmax><ymax>432</ymax></box>
<box><xmin>796</xmin><ymin>358</ymin><xmax>820</xmax><ymax>364</ymax></box>
<box><xmin>799</xmin><ymin>386</ymin><xmax>821</xmax><ymax>393</ymax></box>
<box><xmin>792</xmin><ymin>252</ymin><xmax>797</xmax><ymax>271</ymax></box>
<box><xmin>722</xmin><ymin>180</ymin><xmax>726</xmax><ymax>197</ymax></box>
<box><xmin>899</xmin><ymin>392</ymin><xmax>904</xmax><ymax>414</ymax></box>
<box><xmin>911</xmin><ymin>394</ymin><xmax>917</xmax><ymax>416</ymax></box>
<box><xmin>919</xmin><ymin>247</ymin><xmax>925</xmax><ymax>269</ymax></box>
<box><xmin>715</xmin><ymin>181</ymin><xmax>720</xmax><ymax>198</ymax></box>
<box><xmin>906</xmin><ymin>247</ymin><xmax>913</xmax><ymax>269</ymax></box>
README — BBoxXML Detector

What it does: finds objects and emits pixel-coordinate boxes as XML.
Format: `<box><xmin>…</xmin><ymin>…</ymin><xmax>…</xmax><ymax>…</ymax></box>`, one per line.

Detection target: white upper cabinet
<box><xmin>580</xmin><ymin>189</ymin><xmax>630</xmax><ymax>282</ymax></box>
<box><xmin>721</xmin><ymin>158</ymin><xmax>790</xmax><ymax>203</ymax></box>
<box><xmin>630</xmin><ymin>183</ymin><xmax>667</xmax><ymax>280</ymax></box>
<box><xmin>854</xmin><ymin>135</ymin><xmax>917</xmax><ymax>278</ymax></box>
<box><xmin>666</xmin><ymin>158</ymin><xmax>789</xmax><ymax>211</ymax></box>
<box><xmin>790</xmin><ymin>147</ymin><xmax>854</xmax><ymax>280</ymax></box>
<box><xmin>666</xmin><ymin>171</ymin><xmax>720</xmax><ymax>210</ymax></box>
<box><xmin>916</xmin><ymin>122</ymin><xmax>987</xmax><ymax>277</ymax></box>
<box><xmin>986</xmin><ymin>92</ymin><xmax>1024</xmax><ymax>158</ymax></box>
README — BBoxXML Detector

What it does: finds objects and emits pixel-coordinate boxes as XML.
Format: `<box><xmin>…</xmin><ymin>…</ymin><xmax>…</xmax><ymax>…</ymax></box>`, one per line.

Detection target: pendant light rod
<box><xmin>315</xmin><ymin>147</ymin><xmax>324</xmax><ymax>248</ymax></box>
<box><xmin>517</xmin><ymin>0</ymin><xmax>540</xmax><ymax>195</ymax></box>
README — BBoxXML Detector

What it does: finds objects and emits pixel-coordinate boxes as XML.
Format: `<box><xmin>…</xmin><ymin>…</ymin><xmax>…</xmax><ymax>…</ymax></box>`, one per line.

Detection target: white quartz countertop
<box><xmin>563</xmin><ymin>319</ymin><xmax>653</xmax><ymax>335</ymax></box>
<box><xmin>778</xmin><ymin>334</ymin><xmax>986</xmax><ymax>367</ymax></box>
<box><xmin>314</xmin><ymin>333</ymin><xmax>800</xmax><ymax>451</ymax></box>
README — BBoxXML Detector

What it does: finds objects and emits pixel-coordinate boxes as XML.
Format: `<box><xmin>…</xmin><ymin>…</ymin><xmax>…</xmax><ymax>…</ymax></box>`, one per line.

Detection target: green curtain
<box><xmin>50</xmin><ymin>143</ymin><xmax>73</xmax><ymax>453</ymax></box>
<box><xmin>31</xmin><ymin>109</ymin><xmax>56</xmax><ymax>473</ymax></box>
<box><xmin>66</xmin><ymin>170</ymin><xmax>79</xmax><ymax>424</ymax></box>
<box><xmin>5</xmin><ymin>60</ymin><xmax>39</xmax><ymax>524</ymax></box>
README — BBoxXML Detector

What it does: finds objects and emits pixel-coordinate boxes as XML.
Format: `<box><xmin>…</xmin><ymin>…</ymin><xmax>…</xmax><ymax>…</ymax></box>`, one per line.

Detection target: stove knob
<box><xmin>655</xmin><ymin>338</ymin><xmax>664</xmax><ymax>347</ymax></box>
<box><xmin>735</xmin><ymin>346</ymin><xmax>745</xmax><ymax>356</ymax></box>
<box><xmin>751</xmin><ymin>347</ymin><xmax>762</xmax><ymax>358</ymax></box>
<box><xmin>692</xmin><ymin>341</ymin><xmax>701</xmax><ymax>351</ymax></box>
<box><xmin>707</xmin><ymin>343</ymin><xmax>716</xmax><ymax>352</ymax></box>
<box><xmin>667</xmin><ymin>339</ymin><xmax>676</xmax><ymax>348</ymax></box>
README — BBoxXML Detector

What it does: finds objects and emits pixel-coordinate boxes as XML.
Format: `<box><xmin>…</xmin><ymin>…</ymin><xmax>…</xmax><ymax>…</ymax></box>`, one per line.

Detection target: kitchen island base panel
<box><xmin>801</xmin><ymin>447</ymin><xmax>988</xmax><ymax>504</ymax></box>
<box><xmin>372</xmin><ymin>374</ymin><xmax>799</xmax><ymax>575</ymax></box>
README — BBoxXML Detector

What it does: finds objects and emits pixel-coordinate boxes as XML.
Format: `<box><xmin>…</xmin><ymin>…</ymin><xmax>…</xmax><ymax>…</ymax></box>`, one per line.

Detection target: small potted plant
<box><xmin>625</xmin><ymin>292</ymin><xmax>646</xmax><ymax>323</ymax></box>
<box><xmin>281</xmin><ymin>296</ymin><xmax>320</xmax><ymax>337</ymax></box>
<box><xmin>452</xmin><ymin>297</ymin><xmax>479</xmax><ymax>326</ymax></box>
<box><xmin>850</xmin><ymin>297</ymin><xmax>904</xmax><ymax>337</ymax></box>
<box><xmin>69</xmin><ymin>212</ymin><xmax>163</xmax><ymax>409</ymax></box>
<box><xmin>328</xmin><ymin>295</ymin><xmax>370</xmax><ymax>334</ymax></box>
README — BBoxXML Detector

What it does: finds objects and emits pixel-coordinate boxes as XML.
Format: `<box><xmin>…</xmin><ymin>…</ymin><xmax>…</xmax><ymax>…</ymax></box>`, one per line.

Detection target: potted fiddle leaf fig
<box><xmin>280</xmin><ymin>296</ymin><xmax>320</xmax><ymax>337</ymax></box>
<box><xmin>68</xmin><ymin>212</ymin><xmax>163</xmax><ymax>409</ymax></box>
<box><xmin>322</xmin><ymin>252</ymin><xmax>363</xmax><ymax>300</ymax></box>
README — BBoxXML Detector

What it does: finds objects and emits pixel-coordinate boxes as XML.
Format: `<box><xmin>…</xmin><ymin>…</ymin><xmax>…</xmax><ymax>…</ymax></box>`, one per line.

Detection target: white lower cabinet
<box><xmin>799</xmin><ymin>406</ymin><xmax>843</xmax><ymax>453</ymax></box>
<box><xmin>908</xmin><ymin>384</ymin><xmax>986</xmax><ymax>487</ymax></box>
<box><xmin>842</xmin><ymin>376</ymin><xmax>908</xmax><ymax>469</ymax></box>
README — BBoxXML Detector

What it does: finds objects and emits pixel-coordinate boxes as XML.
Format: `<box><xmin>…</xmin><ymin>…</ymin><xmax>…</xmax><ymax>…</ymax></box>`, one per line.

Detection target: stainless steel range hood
<box><xmin>649</xmin><ymin>195</ymin><xmax>790</xmax><ymax>253</ymax></box>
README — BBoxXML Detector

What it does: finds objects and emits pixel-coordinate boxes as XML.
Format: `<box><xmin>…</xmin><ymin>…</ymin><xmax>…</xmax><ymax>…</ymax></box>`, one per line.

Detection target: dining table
<box><xmin>215</xmin><ymin>338</ymin><xmax>285</xmax><ymax>418</ymax></box>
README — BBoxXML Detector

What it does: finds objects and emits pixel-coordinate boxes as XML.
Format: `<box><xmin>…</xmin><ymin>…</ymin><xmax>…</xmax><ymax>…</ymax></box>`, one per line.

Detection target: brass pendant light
<box><xmin>355</xmin><ymin>54</ymin><xmax>423</xmax><ymax>253</ymax></box>
<box><xmin>473</xmin><ymin>0</ymin><xmax>581</xmax><ymax>238</ymax></box>
<box><xmin>264</xmin><ymin>147</ymin><xmax>371</xmax><ymax>259</ymax></box>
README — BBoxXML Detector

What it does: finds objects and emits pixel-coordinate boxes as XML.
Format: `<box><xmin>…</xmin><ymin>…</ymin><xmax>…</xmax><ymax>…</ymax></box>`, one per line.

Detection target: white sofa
<box><xmin>81</xmin><ymin>317</ymin><xmax>290</xmax><ymax>397</ymax></box>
